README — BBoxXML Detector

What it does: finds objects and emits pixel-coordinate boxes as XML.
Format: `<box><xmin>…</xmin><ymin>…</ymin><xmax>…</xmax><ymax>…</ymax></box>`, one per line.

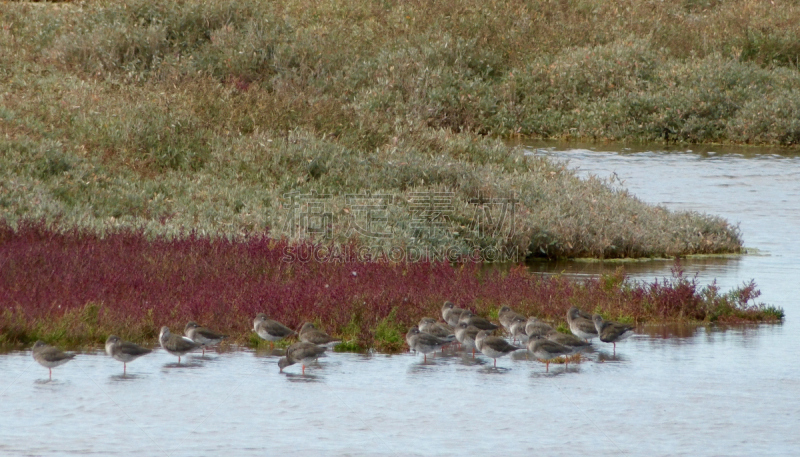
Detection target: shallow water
<box><xmin>2</xmin><ymin>144</ymin><xmax>799</xmax><ymax>456</ymax></box>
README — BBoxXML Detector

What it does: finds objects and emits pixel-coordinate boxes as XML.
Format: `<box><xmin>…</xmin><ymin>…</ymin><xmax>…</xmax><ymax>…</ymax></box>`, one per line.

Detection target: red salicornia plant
<box><xmin>0</xmin><ymin>221</ymin><xmax>781</xmax><ymax>350</ymax></box>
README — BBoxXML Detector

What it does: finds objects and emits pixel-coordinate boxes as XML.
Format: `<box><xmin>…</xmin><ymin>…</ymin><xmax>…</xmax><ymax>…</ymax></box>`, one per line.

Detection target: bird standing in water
<box><xmin>184</xmin><ymin>321</ymin><xmax>227</xmax><ymax>356</ymax></box>
<box><xmin>475</xmin><ymin>330</ymin><xmax>522</xmax><ymax>368</ymax></box>
<box><xmin>253</xmin><ymin>313</ymin><xmax>295</xmax><ymax>348</ymax></box>
<box><xmin>32</xmin><ymin>341</ymin><xmax>75</xmax><ymax>381</ymax></box>
<box><xmin>593</xmin><ymin>314</ymin><xmax>635</xmax><ymax>354</ymax></box>
<box><xmin>159</xmin><ymin>326</ymin><xmax>201</xmax><ymax>364</ymax></box>
<box><xmin>105</xmin><ymin>335</ymin><xmax>151</xmax><ymax>375</ymax></box>
<box><xmin>278</xmin><ymin>342</ymin><xmax>327</xmax><ymax>374</ymax></box>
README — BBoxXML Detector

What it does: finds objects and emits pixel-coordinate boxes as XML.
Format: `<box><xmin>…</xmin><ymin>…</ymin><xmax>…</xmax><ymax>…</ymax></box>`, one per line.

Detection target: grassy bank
<box><xmin>0</xmin><ymin>125</ymin><xmax>743</xmax><ymax>259</ymax></box>
<box><xmin>0</xmin><ymin>223</ymin><xmax>782</xmax><ymax>351</ymax></box>
<box><xmin>4</xmin><ymin>0</ymin><xmax>800</xmax><ymax>145</ymax></box>
<box><xmin>0</xmin><ymin>1</ymin><xmax>765</xmax><ymax>258</ymax></box>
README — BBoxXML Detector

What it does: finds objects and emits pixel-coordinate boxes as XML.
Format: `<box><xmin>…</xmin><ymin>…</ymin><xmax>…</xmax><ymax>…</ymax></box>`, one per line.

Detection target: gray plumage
<box><xmin>278</xmin><ymin>342</ymin><xmax>327</xmax><ymax>374</ymax></box>
<box><xmin>567</xmin><ymin>307</ymin><xmax>598</xmax><ymax>341</ymax></box>
<box><xmin>455</xmin><ymin>322</ymin><xmax>481</xmax><ymax>357</ymax></box>
<box><xmin>253</xmin><ymin>313</ymin><xmax>295</xmax><ymax>344</ymax></box>
<box><xmin>184</xmin><ymin>321</ymin><xmax>227</xmax><ymax>355</ymax></box>
<box><xmin>105</xmin><ymin>335</ymin><xmax>151</xmax><ymax>374</ymax></box>
<box><xmin>509</xmin><ymin>317</ymin><xmax>529</xmax><ymax>343</ymax></box>
<box><xmin>546</xmin><ymin>330</ymin><xmax>591</xmax><ymax>349</ymax></box>
<box><xmin>406</xmin><ymin>327</ymin><xmax>449</xmax><ymax>362</ymax></box>
<box><xmin>475</xmin><ymin>330</ymin><xmax>522</xmax><ymax>367</ymax></box>
<box><xmin>299</xmin><ymin>322</ymin><xmax>341</xmax><ymax>346</ymax></box>
<box><xmin>441</xmin><ymin>301</ymin><xmax>467</xmax><ymax>327</ymax></box>
<box><xmin>406</xmin><ymin>325</ymin><xmax>417</xmax><ymax>350</ymax></box>
<box><xmin>159</xmin><ymin>326</ymin><xmax>201</xmax><ymax>363</ymax></box>
<box><xmin>32</xmin><ymin>341</ymin><xmax>75</xmax><ymax>380</ymax></box>
<box><xmin>527</xmin><ymin>335</ymin><xmax>576</xmax><ymax>371</ymax></box>
<box><xmin>525</xmin><ymin>317</ymin><xmax>554</xmax><ymax>338</ymax></box>
<box><xmin>418</xmin><ymin>317</ymin><xmax>456</xmax><ymax>342</ymax></box>
<box><xmin>498</xmin><ymin>306</ymin><xmax>525</xmax><ymax>333</ymax></box>
<box><xmin>458</xmin><ymin>310</ymin><xmax>499</xmax><ymax>331</ymax></box>
<box><xmin>593</xmin><ymin>314</ymin><xmax>634</xmax><ymax>351</ymax></box>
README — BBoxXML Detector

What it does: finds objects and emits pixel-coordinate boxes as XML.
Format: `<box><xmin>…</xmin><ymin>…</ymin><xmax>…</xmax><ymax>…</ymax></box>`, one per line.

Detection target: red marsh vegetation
<box><xmin>0</xmin><ymin>221</ymin><xmax>782</xmax><ymax>351</ymax></box>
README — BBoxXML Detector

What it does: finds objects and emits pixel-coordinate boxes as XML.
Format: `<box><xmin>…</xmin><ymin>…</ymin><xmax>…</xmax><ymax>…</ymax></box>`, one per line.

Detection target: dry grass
<box><xmin>7</xmin><ymin>0</ymin><xmax>793</xmax><ymax>257</ymax></box>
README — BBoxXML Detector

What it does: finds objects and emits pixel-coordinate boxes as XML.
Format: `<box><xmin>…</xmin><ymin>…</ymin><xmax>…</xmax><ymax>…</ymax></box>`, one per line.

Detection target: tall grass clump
<box><xmin>0</xmin><ymin>222</ymin><xmax>780</xmax><ymax>350</ymax></box>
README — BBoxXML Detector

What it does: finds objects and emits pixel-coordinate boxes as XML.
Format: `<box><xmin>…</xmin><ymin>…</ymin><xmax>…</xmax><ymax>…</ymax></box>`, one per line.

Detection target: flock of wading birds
<box><xmin>30</xmin><ymin>302</ymin><xmax>635</xmax><ymax>379</ymax></box>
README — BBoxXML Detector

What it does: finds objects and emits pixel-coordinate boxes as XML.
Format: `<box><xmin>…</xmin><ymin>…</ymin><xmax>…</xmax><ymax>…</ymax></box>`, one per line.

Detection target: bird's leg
<box><xmin>494</xmin><ymin>358</ymin><xmax>497</xmax><ymax>368</ymax></box>
<box><xmin>302</xmin><ymin>364</ymin><xmax>306</xmax><ymax>375</ymax></box>
<box><xmin>124</xmin><ymin>363</ymin><xmax>127</xmax><ymax>375</ymax></box>
<box><xmin>49</xmin><ymin>368</ymin><xmax>52</xmax><ymax>380</ymax></box>
<box><xmin>546</xmin><ymin>361</ymin><xmax>550</xmax><ymax>372</ymax></box>
<box><xmin>178</xmin><ymin>356</ymin><xmax>181</xmax><ymax>364</ymax></box>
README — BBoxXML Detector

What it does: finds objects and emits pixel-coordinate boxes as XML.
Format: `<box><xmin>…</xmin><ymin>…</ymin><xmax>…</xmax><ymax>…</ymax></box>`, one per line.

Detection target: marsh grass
<box><xmin>0</xmin><ymin>125</ymin><xmax>743</xmax><ymax>259</ymax></box>
<box><xmin>4</xmin><ymin>0</ymin><xmax>800</xmax><ymax>146</ymax></box>
<box><xmin>0</xmin><ymin>223</ymin><xmax>780</xmax><ymax>350</ymax></box>
<box><xmin>543</xmin><ymin>353</ymin><xmax>582</xmax><ymax>366</ymax></box>
<box><xmin>5</xmin><ymin>0</ymin><xmax>795</xmax><ymax>259</ymax></box>
<box><xmin>249</xmin><ymin>335</ymin><xmax>293</xmax><ymax>350</ymax></box>
<box><xmin>372</xmin><ymin>308</ymin><xmax>405</xmax><ymax>353</ymax></box>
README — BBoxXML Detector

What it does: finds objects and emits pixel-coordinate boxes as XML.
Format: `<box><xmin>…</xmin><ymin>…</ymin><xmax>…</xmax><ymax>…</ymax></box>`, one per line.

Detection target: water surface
<box><xmin>2</xmin><ymin>144</ymin><xmax>798</xmax><ymax>456</ymax></box>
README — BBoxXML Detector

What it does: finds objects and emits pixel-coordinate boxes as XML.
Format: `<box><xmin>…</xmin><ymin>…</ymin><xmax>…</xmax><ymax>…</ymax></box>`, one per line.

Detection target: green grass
<box><xmin>372</xmin><ymin>308</ymin><xmax>405</xmax><ymax>352</ymax></box>
<box><xmin>555</xmin><ymin>323</ymin><xmax>571</xmax><ymax>334</ymax></box>
<box><xmin>0</xmin><ymin>301</ymin><xmax>157</xmax><ymax>349</ymax></box>
<box><xmin>249</xmin><ymin>336</ymin><xmax>293</xmax><ymax>350</ymax></box>
<box><xmin>332</xmin><ymin>340</ymin><xmax>363</xmax><ymax>353</ymax></box>
<box><xmin>7</xmin><ymin>0</ymin><xmax>797</xmax><ymax>257</ymax></box>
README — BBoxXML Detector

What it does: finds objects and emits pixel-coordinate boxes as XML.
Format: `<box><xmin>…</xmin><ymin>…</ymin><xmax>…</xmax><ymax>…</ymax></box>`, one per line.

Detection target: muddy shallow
<box><xmin>2</xmin><ymin>144</ymin><xmax>798</xmax><ymax>456</ymax></box>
